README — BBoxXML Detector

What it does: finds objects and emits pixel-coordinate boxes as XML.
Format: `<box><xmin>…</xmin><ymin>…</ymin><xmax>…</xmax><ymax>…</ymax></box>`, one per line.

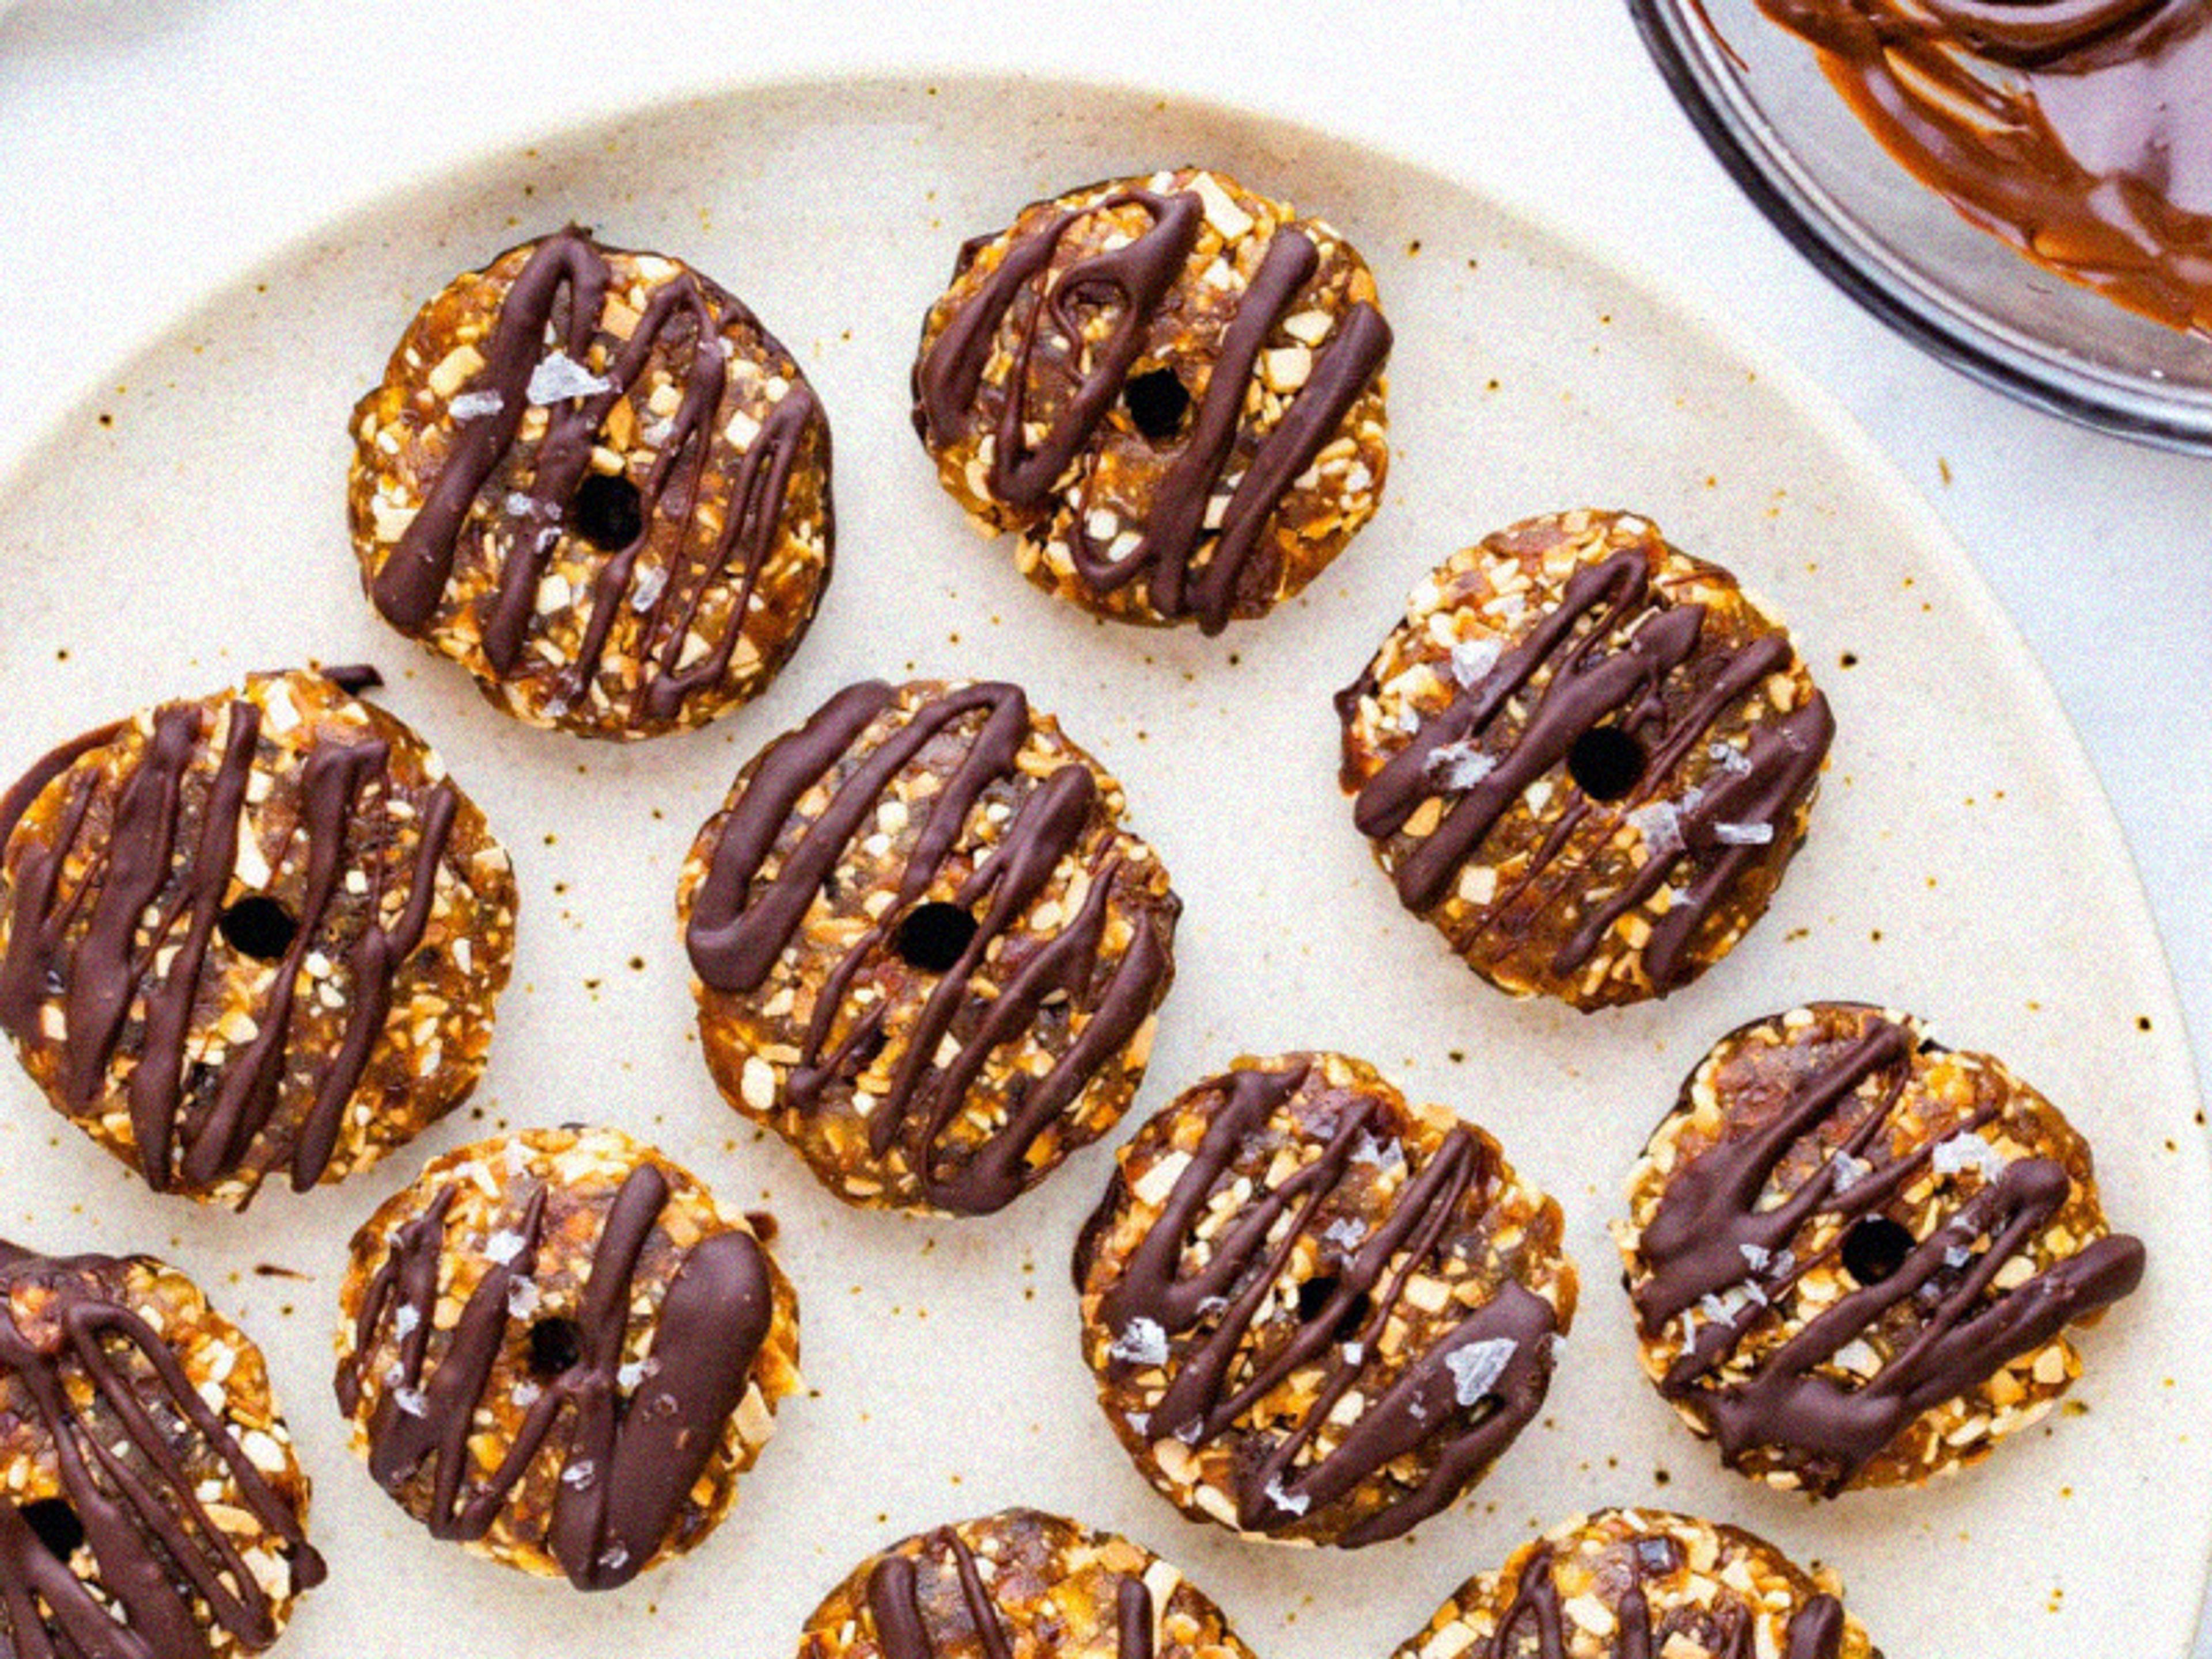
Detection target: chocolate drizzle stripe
<box><xmin>371</xmin><ymin>228</ymin><xmax>820</xmax><ymax>724</ymax></box>
<box><xmin>1116</xmin><ymin>1575</ymin><xmax>1155</xmax><ymax>1659</ymax></box>
<box><xmin>0</xmin><ymin>698</ymin><xmax>461</xmax><ymax>1194</ymax></box>
<box><xmin>915</xmin><ymin>190</ymin><xmax>1390</xmax><ymax>634</ymax></box>
<box><xmin>916</xmin><ymin>191</ymin><xmax>1200</xmax><ymax>506</ymax></box>
<box><xmin>1634</xmin><ymin>1014</ymin><xmax>2147</xmax><ymax>1491</ymax></box>
<box><xmin>865</xmin><ymin>1529</ymin><xmax>1152</xmax><ymax>1659</ymax></box>
<box><xmin>1343</xmin><ymin>547</ymin><xmax>1832</xmax><ymax>993</ymax></box>
<box><xmin>1635</xmin><ymin>1022</ymin><xmax>1915</xmax><ymax>1328</ymax></box>
<box><xmin>0</xmin><ymin>1243</ymin><xmax>324</xmax><ymax>1659</ymax></box>
<box><xmin>687</xmin><ymin>681</ymin><xmax>1172</xmax><ymax>1215</ymax></box>
<box><xmin>339</xmin><ymin>1161</ymin><xmax>773</xmax><ymax>1590</ymax></box>
<box><xmin>1095</xmin><ymin>1062</ymin><xmax>1559</xmax><ymax>1545</ymax></box>
<box><xmin>315</xmin><ymin>664</ymin><xmax>384</xmax><ymax>697</ymax></box>
<box><xmin>1480</xmin><ymin>1541</ymin><xmax>1844</xmax><ymax>1659</ymax></box>
<box><xmin>1059</xmin><ymin>232</ymin><xmax>1390</xmax><ymax>632</ymax></box>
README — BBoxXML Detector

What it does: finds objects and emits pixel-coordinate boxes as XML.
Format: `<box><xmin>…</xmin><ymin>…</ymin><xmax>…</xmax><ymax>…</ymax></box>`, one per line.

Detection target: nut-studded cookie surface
<box><xmin>1338</xmin><ymin>509</ymin><xmax>1834</xmax><ymax>1010</ymax></box>
<box><xmin>0</xmin><ymin>1240</ymin><xmax>324</xmax><ymax>1658</ymax></box>
<box><xmin>912</xmin><ymin>168</ymin><xmax>1391</xmax><ymax>634</ymax></box>
<box><xmin>680</xmin><ymin>679</ymin><xmax>1179</xmax><ymax>1217</ymax></box>
<box><xmin>1073</xmin><ymin>1052</ymin><xmax>1576</xmax><ymax>1547</ymax></box>
<box><xmin>795</xmin><ymin>1508</ymin><xmax>1253</xmax><ymax>1659</ymax></box>
<box><xmin>1389</xmin><ymin>1508</ymin><xmax>1880</xmax><ymax>1659</ymax></box>
<box><xmin>0</xmin><ymin>668</ymin><xmax>517</xmax><ymax>1206</ymax></box>
<box><xmin>1616</xmin><ymin>1002</ymin><xmax>2145</xmax><ymax>1494</ymax></box>
<box><xmin>350</xmin><ymin>227</ymin><xmax>834</xmax><ymax>738</ymax></box>
<box><xmin>334</xmin><ymin>1125</ymin><xmax>800</xmax><ymax>1589</ymax></box>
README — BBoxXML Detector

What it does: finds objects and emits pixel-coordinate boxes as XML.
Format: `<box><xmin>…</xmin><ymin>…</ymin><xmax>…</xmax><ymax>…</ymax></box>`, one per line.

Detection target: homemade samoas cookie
<box><xmin>1389</xmin><ymin>1508</ymin><xmax>1880</xmax><ymax>1659</ymax></box>
<box><xmin>0</xmin><ymin>668</ymin><xmax>517</xmax><ymax>1206</ymax></box>
<box><xmin>1074</xmin><ymin>1051</ymin><xmax>1576</xmax><ymax>1547</ymax></box>
<box><xmin>0</xmin><ymin>1238</ymin><xmax>324</xmax><ymax>1657</ymax></box>
<box><xmin>334</xmin><ymin>1125</ymin><xmax>800</xmax><ymax>1590</ymax></box>
<box><xmin>680</xmin><ymin>678</ymin><xmax>1180</xmax><ymax>1217</ymax></box>
<box><xmin>1616</xmin><ymin>1002</ymin><xmax>2146</xmax><ymax>1495</ymax></box>
<box><xmin>1338</xmin><ymin>509</ymin><xmax>1833</xmax><ymax>1010</ymax></box>
<box><xmin>350</xmin><ymin>226</ymin><xmax>834</xmax><ymax>739</ymax></box>
<box><xmin>795</xmin><ymin>1508</ymin><xmax>1254</xmax><ymax>1659</ymax></box>
<box><xmin>912</xmin><ymin>167</ymin><xmax>1392</xmax><ymax>634</ymax></box>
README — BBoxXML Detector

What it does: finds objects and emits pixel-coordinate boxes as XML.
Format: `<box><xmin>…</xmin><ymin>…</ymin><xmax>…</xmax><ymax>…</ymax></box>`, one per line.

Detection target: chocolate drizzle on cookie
<box><xmin>1342</xmin><ymin>547</ymin><xmax>1833</xmax><ymax>993</ymax></box>
<box><xmin>337</xmin><ymin>1161</ymin><xmax>772</xmax><ymax>1592</ymax></box>
<box><xmin>370</xmin><ymin>227</ymin><xmax>825</xmax><ymax>726</ymax></box>
<box><xmin>866</xmin><ymin>1528</ymin><xmax>1154</xmax><ymax>1659</ymax></box>
<box><xmin>686</xmin><ymin>680</ymin><xmax>1174</xmax><ymax>1216</ymax></box>
<box><xmin>1483</xmin><ymin>1543</ymin><xmax>1843</xmax><ymax>1659</ymax></box>
<box><xmin>0</xmin><ymin>1243</ymin><xmax>324</xmax><ymax>1659</ymax></box>
<box><xmin>914</xmin><ymin>190</ymin><xmax>1391</xmax><ymax>634</ymax></box>
<box><xmin>0</xmin><ymin>696</ymin><xmax>458</xmax><ymax>1196</ymax></box>
<box><xmin>1631</xmin><ymin>1013</ymin><xmax>2146</xmax><ymax>1494</ymax></box>
<box><xmin>1088</xmin><ymin>1059</ymin><xmax>1559</xmax><ymax>1546</ymax></box>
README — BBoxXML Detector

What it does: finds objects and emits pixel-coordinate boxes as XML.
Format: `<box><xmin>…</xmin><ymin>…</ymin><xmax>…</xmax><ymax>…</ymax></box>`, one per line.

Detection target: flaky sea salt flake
<box><xmin>1425</xmin><ymin>739</ymin><xmax>1495</xmax><ymax>791</ymax></box>
<box><xmin>1931</xmin><ymin>1131</ymin><xmax>2007</xmax><ymax>1181</ymax></box>
<box><xmin>1445</xmin><ymin>1338</ymin><xmax>1518</xmax><ymax>1406</ymax></box>
<box><xmin>1627</xmin><ymin>801</ymin><xmax>1684</xmax><ymax>858</ymax></box>
<box><xmin>528</xmin><ymin>351</ymin><xmax>613</xmax><ymax>404</ymax></box>
<box><xmin>1322</xmin><ymin>1217</ymin><xmax>1369</xmax><ymax>1249</ymax></box>
<box><xmin>1109</xmin><ymin>1317</ymin><xmax>1171</xmax><ymax>1369</ymax></box>
<box><xmin>1448</xmin><ymin>635</ymin><xmax>1503</xmax><ymax>688</ymax></box>
<box><xmin>1262</xmin><ymin>1475</ymin><xmax>1310</xmax><ymax>1517</ymax></box>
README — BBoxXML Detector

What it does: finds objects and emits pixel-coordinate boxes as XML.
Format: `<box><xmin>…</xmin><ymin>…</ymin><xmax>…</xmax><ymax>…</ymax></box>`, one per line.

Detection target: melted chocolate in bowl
<box><xmin>1758</xmin><ymin>0</ymin><xmax>2212</xmax><ymax>331</ymax></box>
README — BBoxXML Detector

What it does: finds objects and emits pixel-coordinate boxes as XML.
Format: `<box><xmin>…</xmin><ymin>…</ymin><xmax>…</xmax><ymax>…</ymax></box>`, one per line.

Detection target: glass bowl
<box><xmin>1627</xmin><ymin>0</ymin><xmax>2212</xmax><ymax>452</ymax></box>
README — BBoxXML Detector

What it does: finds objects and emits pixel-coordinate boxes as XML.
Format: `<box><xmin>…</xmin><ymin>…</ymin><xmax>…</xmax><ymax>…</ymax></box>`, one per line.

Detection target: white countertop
<box><xmin>1</xmin><ymin>0</ymin><xmax>2205</xmax><ymax>1647</ymax></box>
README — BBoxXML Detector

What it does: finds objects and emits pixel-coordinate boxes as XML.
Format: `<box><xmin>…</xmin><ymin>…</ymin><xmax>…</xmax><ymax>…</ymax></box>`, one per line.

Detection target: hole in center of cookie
<box><xmin>1295</xmin><ymin>1274</ymin><xmax>1373</xmax><ymax>1337</ymax></box>
<box><xmin>1840</xmin><ymin>1215</ymin><xmax>1917</xmax><ymax>1287</ymax></box>
<box><xmin>571</xmin><ymin>472</ymin><xmax>645</xmax><ymax>551</ymax></box>
<box><xmin>1123</xmin><ymin>367</ymin><xmax>1192</xmax><ymax>443</ymax></box>
<box><xmin>527</xmin><ymin>1316</ymin><xmax>585</xmax><ymax>1379</ymax></box>
<box><xmin>17</xmin><ymin>1498</ymin><xmax>84</xmax><ymax>1562</ymax></box>
<box><xmin>893</xmin><ymin>903</ymin><xmax>980</xmax><ymax>974</ymax></box>
<box><xmin>1567</xmin><ymin>725</ymin><xmax>1646</xmax><ymax>802</ymax></box>
<box><xmin>217</xmin><ymin>895</ymin><xmax>300</xmax><ymax>963</ymax></box>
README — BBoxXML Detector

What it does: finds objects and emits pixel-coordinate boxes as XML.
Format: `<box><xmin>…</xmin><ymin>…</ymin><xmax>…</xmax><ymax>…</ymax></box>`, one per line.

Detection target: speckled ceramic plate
<box><xmin>0</xmin><ymin>73</ymin><xmax>2201</xmax><ymax>1659</ymax></box>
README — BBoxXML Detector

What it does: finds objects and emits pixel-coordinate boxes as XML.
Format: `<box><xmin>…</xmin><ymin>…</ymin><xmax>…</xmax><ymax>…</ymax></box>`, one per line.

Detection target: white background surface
<box><xmin>0</xmin><ymin>0</ymin><xmax>2205</xmax><ymax>1654</ymax></box>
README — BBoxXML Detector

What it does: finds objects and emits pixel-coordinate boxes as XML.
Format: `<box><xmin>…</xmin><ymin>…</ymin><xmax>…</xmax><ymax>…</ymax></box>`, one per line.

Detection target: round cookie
<box><xmin>1073</xmin><ymin>1051</ymin><xmax>1576</xmax><ymax>1547</ymax></box>
<box><xmin>1389</xmin><ymin>1508</ymin><xmax>1880</xmax><ymax>1659</ymax></box>
<box><xmin>1337</xmin><ymin>508</ymin><xmax>1834</xmax><ymax>1011</ymax></box>
<box><xmin>334</xmin><ymin>1124</ymin><xmax>800</xmax><ymax>1590</ymax></box>
<box><xmin>350</xmin><ymin>226</ymin><xmax>834</xmax><ymax>739</ymax></box>
<box><xmin>0</xmin><ymin>668</ymin><xmax>518</xmax><ymax>1206</ymax></box>
<box><xmin>1615</xmin><ymin>1002</ymin><xmax>2146</xmax><ymax>1495</ymax></box>
<box><xmin>912</xmin><ymin>167</ymin><xmax>1392</xmax><ymax>634</ymax></box>
<box><xmin>0</xmin><ymin>1238</ymin><xmax>324</xmax><ymax>1657</ymax></box>
<box><xmin>795</xmin><ymin>1508</ymin><xmax>1254</xmax><ymax>1659</ymax></box>
<box><xmin>679</xmin><ymin>678</ymin><xmax>1179</xmax><ymax>1217</ymax></box>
